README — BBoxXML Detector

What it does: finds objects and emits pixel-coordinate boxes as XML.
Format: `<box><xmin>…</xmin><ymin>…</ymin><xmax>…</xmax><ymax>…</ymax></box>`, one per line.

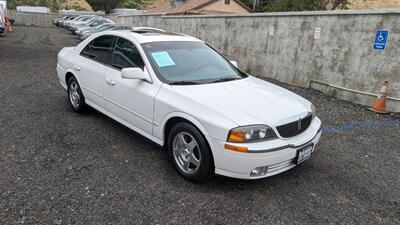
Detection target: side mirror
<box><xmin>121</xmin><ymin>67</ymin><xmax>150</xmax><ymax>82</ymax></box>
<box><xmin>230</xmin><ymin>60</ymin><xmax>238</xmax><ymax>68</ymax></box>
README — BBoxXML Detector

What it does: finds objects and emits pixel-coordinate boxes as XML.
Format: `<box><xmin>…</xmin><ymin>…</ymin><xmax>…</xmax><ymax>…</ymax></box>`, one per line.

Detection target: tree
<box><xmin>118</xmin><ymin>0</ymin><xmax>146</xmax><ymax>9</ymax></box>
<box><xmin>312</xmin><ymin>0</ymin><xmax>348</xmax><ymax>10</ymax></box>
<box><xmin>86</xmin><ymin>0</ymin><xmax>120</xmax><ymax>14</ymax></box>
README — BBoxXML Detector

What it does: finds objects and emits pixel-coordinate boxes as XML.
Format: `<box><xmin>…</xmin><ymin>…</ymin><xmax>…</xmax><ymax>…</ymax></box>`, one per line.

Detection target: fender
<box><xmin>156</xmin><ymin>111</ymin><xmax>215</xmax><ymax>151</ymax></box>
<box><xmin>64</xmin><ymin>69</ymin><xmax>84</xmax><ymax>92</ymax></box>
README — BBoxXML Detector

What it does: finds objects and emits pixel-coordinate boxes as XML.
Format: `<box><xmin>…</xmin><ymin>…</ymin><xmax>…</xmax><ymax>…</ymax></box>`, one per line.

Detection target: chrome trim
<box><xmin>246</xmin><ymin>127</ymin><xmax>322</xmax><ymax>153</ymax></box>
<box><xmin>276</xmin><ymin>112</ymin><xmax>312</xmax><ymax>127</ymax></box>
<box><xmin>266</xmin><ymin>159</ymin><xmax>295</xmax><ymax>174</ymax></box>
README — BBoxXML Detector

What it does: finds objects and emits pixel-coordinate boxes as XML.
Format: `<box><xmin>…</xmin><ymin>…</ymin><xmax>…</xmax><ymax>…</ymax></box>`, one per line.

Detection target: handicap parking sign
<box><xmin>373</xmin><ymin>30</ymin><xmax>389</xmax><ymax>50</ymax></box>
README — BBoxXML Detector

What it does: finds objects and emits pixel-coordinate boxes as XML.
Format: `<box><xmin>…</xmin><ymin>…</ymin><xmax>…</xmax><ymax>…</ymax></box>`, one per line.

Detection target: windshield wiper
<box><xmin>169</xmin><ymin>81</ymin><xmax>202</xmax><ymax>85</ymax></box>
<box><xmin>209</xmin><ymin>77</ymin><xmax>240</xmax><ymax>83</ymax></box>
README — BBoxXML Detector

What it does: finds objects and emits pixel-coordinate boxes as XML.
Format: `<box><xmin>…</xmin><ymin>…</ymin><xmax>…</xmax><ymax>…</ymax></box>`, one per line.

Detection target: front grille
<box><xmin>276</xmin><ymin>115</ymin><xmax>312</xmax><ymax>138</ymax></box>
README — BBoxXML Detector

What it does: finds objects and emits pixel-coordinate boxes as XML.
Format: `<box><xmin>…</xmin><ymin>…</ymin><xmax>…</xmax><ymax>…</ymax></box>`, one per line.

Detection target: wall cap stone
<box><xmin>163</xmin><ymin>9</ymin><xmax>400</xmax><ymax>18</ymax></box>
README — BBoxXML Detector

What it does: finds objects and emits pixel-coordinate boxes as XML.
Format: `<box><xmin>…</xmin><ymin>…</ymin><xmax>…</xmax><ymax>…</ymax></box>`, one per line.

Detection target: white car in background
<box><xmin>0</xmin><ymin>21</ymin><xmax>5</xmax><ymax>33</ymax></box>
<box><xmin>56</xmin><ymin>29</ymin><xmax>322</xmax><ymax>182</ymax></box>
<box><xmin>73</xmin><ymin>18</ymin><xmax>114</xmax><ymax>35</ymax></box>
<box><xmin>64</xmin><ymin>15</ymin><xmax>94</xmax><ymax>28</ymax></box>
<box><xmin>79</xmin><ymin>23</ymin><xmax>117</xmax><ymax>40</ymax></box>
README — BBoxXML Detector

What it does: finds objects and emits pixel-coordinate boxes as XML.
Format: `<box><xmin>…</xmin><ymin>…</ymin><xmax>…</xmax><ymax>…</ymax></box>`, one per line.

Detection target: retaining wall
<box><xmin>7</xmin><ymin>10</ymin><xmax>62</xmax><ymax>26</ymax></box>
<box><xmin>7</xmin><ymin>9</ymin><xmax>400</xmax><ymax>112</ymax></box>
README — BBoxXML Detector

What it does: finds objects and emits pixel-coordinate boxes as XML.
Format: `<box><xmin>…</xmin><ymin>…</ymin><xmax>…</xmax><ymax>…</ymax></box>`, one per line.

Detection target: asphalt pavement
<box><xmin>0</xmin><ymin>26</ymin><xmax>399</xmax><ymax>225</ymax></box>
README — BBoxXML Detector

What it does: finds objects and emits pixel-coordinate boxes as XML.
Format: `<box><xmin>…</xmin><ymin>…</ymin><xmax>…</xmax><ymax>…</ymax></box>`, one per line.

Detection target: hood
<box><xmin>170</xmin><ymin>76</ymin><xmax>312</xmax><ymax>127</ymax></box>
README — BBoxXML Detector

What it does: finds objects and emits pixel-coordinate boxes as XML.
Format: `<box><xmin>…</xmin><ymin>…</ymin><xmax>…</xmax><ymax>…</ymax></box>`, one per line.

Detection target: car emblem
<box><xmin>298</xmin><ymin>118</ymin><xmax>302</xmax><ymax>131</ymax></box>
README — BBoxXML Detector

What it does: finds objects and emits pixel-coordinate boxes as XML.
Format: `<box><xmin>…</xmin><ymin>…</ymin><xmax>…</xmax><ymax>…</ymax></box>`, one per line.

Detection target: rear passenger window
<box><xmin>80</xmin><ymin>35</ymin><xmax>117</xmax><ymax>65</ymax></box>
<box><xmin>111</xmin><ymin>38</ymin><xmax>145</xmax><ymax>70</ymax></box>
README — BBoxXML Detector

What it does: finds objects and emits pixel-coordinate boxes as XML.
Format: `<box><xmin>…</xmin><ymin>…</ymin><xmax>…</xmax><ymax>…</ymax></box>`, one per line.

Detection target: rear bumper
<box><xmin>56</xmin><ymin>64</ymin><xmax>67</xmax><ymax>91</ymax></box>
<box><xmin>211</xmin><ymin>117</ymin><xmax>322</xmax><ymax>179</ymax></box>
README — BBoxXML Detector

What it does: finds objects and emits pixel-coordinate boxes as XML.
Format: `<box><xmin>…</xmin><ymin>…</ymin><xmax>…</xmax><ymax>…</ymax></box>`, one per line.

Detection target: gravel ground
<box><xmin>0</xmin><ymin>26</ymin><xmax>399</xmax><ymax>225</ymax></box>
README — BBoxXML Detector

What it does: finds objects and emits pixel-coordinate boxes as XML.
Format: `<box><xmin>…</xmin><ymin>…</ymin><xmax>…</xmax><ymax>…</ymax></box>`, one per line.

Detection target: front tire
<box><xmin>67</xmin><ymin>77</ymin><xmax>85</xmax><ymax>112</ymax></box>
<box><xmin>168</xmin><ymin>122</ymin><xmax>214</xmax><ymax>183</ymax></box>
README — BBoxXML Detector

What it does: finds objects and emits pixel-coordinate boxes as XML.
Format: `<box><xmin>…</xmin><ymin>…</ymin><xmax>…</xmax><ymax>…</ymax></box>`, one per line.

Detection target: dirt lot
<box><xmin>0</xmin><ymin>26</ymin><xmax>399</xmax><ymax>225</ymax></box>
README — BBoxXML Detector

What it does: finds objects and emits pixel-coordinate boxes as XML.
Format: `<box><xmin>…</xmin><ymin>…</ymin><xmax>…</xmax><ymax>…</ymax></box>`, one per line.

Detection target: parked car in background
<box><xmin>112</xmin><ymin>26</ymin><xmax>133</xmax><ymax>31</ymax></box>
<box><xmin>69</xmin><ymin>16</ymin><xmax>103</xmax><ymax>31</ymax></box>
<box><xmin>53</xmin><ymin>16</ymin><xmax>67</xmax><ymax>26</ymax></box>
<box><xmin>72</xmin><ymin>18</ymin><xmax>114</xmax><ymax>35</ymax></box>
<box><xmin>53</xmin><ymin>16</ymin><xmax>76</xmax><ymax>27</ymax></box>
<box><xmin>76</xmin><ymin>24</ymin><xmax>130</xmax><ymax>37</ymax></box>
<box><xmin>0</xmin><ymin>21</ymin><xmax>5</xmax><ymax>33</ymax></box>
<box><xmin>79</xmin><ymin>23</ymin><xmax>117</xmax><ymax>40</ymax></box>
<box><xmin>62</xmin><ymin>16</ymin><xmax>82</xmax><ymax>28</ymax></box>
<box><xmin>56</xmin><ymin>29</ymin><xmax>322</xmax><ymax>182</ymax></box>
<box><xmin>64</xmin><ymin>15</ymin><xmax>93</xmax><ymax>29</ymax></box>
<box><xmin>59</xmin><ymin>16</ymin><xmax>77</xmax><ymax>27</ymax></box>
<box><xmin>0</xmin><ymin>2</ymin><xmax>5</xmax><ymax>33</ymax></box>
<box><xmin>75</xmin><ymin>23</ymin><xmax>104</xmax><ymax>36</ymax></box>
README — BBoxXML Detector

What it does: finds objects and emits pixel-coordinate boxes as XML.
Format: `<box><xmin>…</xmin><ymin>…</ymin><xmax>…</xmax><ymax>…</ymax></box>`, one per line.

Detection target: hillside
<box><xmin>61</xmin><ymin>0</ymin><xmax>93</xmax><ymax>11</ymax></box>
<box><xmin>146</xmin><ymin>0</ymin><xmax>168</xmax><ymax>8</ymax></box>
<box><xmin>7</xmin><ymin>0</ymin><xmax>168</xmax><ymax>12</ymax></box>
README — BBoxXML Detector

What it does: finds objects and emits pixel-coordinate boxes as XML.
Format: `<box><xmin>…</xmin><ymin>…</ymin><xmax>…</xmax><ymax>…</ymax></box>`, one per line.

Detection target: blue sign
<box><xmin>373</xmin><ymin>30</ymin><xmax>389</xmax><ymax>50</ymax></box>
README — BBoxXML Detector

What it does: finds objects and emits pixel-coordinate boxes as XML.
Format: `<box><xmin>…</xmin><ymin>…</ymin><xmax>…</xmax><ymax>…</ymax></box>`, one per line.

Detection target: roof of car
<box><xmin>115</xmin><ymin>29</ymin><xmax>202</xmax><ymax>44</ymax></box>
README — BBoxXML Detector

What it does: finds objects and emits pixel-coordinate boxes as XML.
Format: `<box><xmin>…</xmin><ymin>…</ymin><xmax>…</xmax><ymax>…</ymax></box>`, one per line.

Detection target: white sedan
<box><xmin>56</xmin><ymin>29</ymin><xmax>322</xmax><ymax>182</ymax></box>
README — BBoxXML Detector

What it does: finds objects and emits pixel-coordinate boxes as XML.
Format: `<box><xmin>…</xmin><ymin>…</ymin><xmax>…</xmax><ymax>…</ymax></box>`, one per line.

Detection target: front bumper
<box><xmin>211</xmin><ymin>117</ymin><xmax>322</xmax><ymax>179</ymax></box>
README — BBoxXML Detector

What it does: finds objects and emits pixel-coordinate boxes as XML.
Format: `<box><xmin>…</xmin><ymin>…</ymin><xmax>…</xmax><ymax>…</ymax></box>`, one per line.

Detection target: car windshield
<box><xmin>90</xmin><ymin>22</ymin><xmax>101</xmax><ymax>27</ymax></box>
<box><xmin>142</xmin><ymin>41</ymin><xmax>246</xmax><ymax>85</ymax></box>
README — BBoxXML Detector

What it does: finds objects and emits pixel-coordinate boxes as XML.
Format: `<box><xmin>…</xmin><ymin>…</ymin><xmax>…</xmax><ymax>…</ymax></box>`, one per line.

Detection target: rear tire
<box><xmin>67</xmin><ymin>76</ymin><xmax>86</xmax><ymax>113</ymax></box>
<box><xmin>168</xmin><ymin>122</ymin><xmax>214</xmax><ymax>183</ymax></box>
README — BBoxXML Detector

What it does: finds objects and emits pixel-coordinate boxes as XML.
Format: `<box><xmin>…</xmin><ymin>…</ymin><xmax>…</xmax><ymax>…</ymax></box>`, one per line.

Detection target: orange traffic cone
<box><xmin>370</xmin><ymin>81</ymin><xmax>389</xmax><ymax>113</ymax></box>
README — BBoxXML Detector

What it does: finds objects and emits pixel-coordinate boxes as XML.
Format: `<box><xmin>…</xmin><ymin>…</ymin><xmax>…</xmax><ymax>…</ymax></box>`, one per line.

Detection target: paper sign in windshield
<box><xmin>151</xmin><ymin>51</ymin><xmax>176</xmax><ymax>68</ymax></box>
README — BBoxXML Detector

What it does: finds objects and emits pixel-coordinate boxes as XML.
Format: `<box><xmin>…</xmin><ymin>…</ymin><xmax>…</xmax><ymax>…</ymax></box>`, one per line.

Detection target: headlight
<box><xmin>310</xmin><ymin>104</ymin><xmax>316</xmax><ymax>118</ymax></box>
<box><xmin>227</xmin><ymin>125</ymin><xmax>277</xmax><ymax>143</ymax></box>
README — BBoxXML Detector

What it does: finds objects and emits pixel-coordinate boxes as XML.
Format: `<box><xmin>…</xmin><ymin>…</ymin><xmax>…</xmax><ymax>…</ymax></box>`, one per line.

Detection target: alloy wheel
<box><xmin>172</xmin><ymin>131</ymin><xmax>201</xmax><ymax>175</ymax></box>
<box><xmin>69</xmin><ymin>81</ymin><xmax>80</xmax><ymax>108</ymax></box>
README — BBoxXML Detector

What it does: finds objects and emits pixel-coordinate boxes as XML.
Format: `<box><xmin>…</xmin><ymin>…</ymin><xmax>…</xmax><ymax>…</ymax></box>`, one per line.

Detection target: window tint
<box><xmin>111</xmin><ymin>38</ymin><xmax>144</xmax><ymax>70</ymax></box>
<box><xmin>80</xmin><ymin>35</ymin><xmax>116</xmax><ymax>65</ymax></box>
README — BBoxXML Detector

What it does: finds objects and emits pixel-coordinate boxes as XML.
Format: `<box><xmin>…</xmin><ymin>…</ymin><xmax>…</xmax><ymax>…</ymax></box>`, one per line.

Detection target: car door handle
<box><xmin>105</xmin><ymin>78</ymin><xmax>116</xmax><ymax>86</ymax></box>
<box><xmin>73</xmin><ymin>64</ymin><xmax>81</xmax><ymax>71</ymax></box>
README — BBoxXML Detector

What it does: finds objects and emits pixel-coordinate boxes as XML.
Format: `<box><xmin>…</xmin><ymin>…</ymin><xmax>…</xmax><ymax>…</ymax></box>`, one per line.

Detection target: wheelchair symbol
<box><xmin>377</xmin><ymin>33</ymin><xmax>385</xmax><ymax>42</ymax></box>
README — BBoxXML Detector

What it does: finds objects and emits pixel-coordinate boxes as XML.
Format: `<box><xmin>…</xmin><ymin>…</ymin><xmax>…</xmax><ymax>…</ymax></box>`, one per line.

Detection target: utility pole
<box><xmin>253</xmin><ymin>0</ymin><xmax>257</xmax><ymax>11</ymax></box>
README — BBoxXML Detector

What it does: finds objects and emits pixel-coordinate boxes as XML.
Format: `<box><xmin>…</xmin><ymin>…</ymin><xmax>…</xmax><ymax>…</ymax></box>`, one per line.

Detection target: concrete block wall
<box><xmin>8</xmin><ymin>10</ymin><xmax>400</xmax><ymax>112</ymax></box>
<box><xmin>7</xmin><ymin>10</ymin><xmax>62</xmax><ymax>26</ymax></box>
<box><xmin>115</xmin><ymin>10</ymin><xmax>400</xmax><ymax>112</ymax></box>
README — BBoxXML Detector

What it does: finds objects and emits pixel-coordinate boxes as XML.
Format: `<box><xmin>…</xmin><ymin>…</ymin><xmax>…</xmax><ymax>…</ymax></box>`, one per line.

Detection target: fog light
<box><xmin>250</xmin><ymin>166</ymin><xmax>268</xmax><ymax>177</ymax></box>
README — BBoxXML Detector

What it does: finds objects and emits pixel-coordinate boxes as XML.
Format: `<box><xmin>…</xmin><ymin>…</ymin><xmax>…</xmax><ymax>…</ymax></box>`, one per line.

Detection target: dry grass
<box><xmin>61</xmin><ymin>0</ymin><xmax>93</xmax><ymax>11</ymax></box>
<box><xmin>348</xmin><ymin>0</ymin><xmax>400</xmax><ymax>9</ymax></box>
<box><xmin>59</xmin><ymin>0</ymin><xmax>168</xmax><ymax>11</ymax></box>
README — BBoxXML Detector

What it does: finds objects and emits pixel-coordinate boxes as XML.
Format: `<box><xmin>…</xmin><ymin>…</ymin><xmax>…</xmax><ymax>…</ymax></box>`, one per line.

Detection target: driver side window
<box><xmin>111</xmin><ymin>38</ymin><xmax>145</xmax><ymax>70</ymax></box>
<box><xmin>80</xmin><ymin>35</ymin><xmax>117</xmax><ymax>65</ymax></box>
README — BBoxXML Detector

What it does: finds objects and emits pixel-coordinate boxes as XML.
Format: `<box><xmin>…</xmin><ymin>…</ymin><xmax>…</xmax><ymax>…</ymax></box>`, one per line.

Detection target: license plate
<box><xmin>294</xmin><ymin>144</ymin><xmax>313</xmax><ymax>164</ymax></box>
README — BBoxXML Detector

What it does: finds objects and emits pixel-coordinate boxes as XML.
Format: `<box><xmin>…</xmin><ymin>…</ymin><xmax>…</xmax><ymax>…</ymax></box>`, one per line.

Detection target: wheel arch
<box><xmin>161</xmin><ymin>113</ymin><xmax>211</xmax><ymax>145</ymax></box>
<box><xmin>65</xmin><ymin>70</ymin><xmax>83</xmax><ymax>89</ymax></box>
<box><xmin>162</xmin><ymin>113</ymin><xmax>215</xmax><ymax>169</ymax></box>
<box><xmin>65</xmin><ymin>71</ymin><xmax>75</xmax><ymax>85</ymax></box>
